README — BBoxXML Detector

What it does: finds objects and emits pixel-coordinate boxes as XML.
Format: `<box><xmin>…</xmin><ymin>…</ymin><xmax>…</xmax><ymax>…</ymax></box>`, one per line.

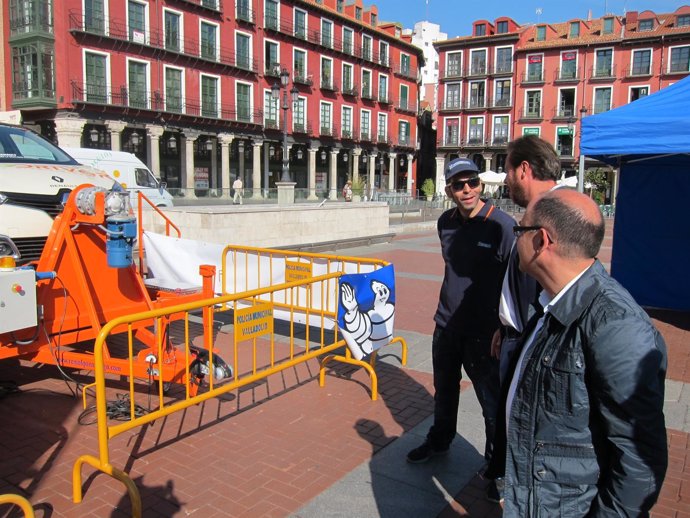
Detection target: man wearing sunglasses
<box><xmin>490</xmin><ymin>189</ymin><xmax>667</xmax><ymax>517</ymax></box>
<box><xmin>407</xmin><ymin>158</ymin><xmax>515</xmax><ymax>471</ymax></box>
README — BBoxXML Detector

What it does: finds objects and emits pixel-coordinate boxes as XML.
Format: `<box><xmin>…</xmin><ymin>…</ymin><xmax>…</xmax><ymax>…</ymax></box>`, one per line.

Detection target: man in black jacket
<box><xmin>492</xmin><ymin>189</ymin><xmax>667</xmax><ymax>517</ymax></box>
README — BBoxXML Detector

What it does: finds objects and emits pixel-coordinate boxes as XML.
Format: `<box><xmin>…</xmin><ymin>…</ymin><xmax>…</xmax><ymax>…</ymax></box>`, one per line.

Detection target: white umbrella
<box><xmin>557</xmin><ymin>174</ymin><xmax>578</xmax><ymax>188</ymax></box>
<box><xmin>479</xmin><ymin>170</ymin><xmax>506</xmax><ymax>196</ymax></box>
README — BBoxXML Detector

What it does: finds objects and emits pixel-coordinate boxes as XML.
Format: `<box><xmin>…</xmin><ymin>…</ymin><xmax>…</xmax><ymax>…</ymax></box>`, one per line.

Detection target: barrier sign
<box><xmin>285</xmin><ymin>260</ymin><xmax>312</xmax><ymax>282</ymax></box>
<box><xmin>235</xmin><ymin>303</ymin><xmax>274</xmax><ymax>341</ymax></box>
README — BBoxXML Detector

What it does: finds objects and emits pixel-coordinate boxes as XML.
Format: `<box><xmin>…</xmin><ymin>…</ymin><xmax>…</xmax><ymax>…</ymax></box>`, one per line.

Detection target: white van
<box><xmin>0</xmin><ymin>123</ymin><xmax>118</xmax><ymax>263</ymax></box>
<box><xmin>62</xmin><ymin>147</ymin><xmax>174</xmax><ymax>208</ymax></box>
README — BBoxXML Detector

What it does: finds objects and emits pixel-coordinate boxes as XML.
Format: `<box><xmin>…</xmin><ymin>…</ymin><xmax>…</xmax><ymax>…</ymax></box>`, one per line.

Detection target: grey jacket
<box><xmin>503</xmin><ymin>261</ymin><xmax>667</xmax><ymax>517</ymax></box>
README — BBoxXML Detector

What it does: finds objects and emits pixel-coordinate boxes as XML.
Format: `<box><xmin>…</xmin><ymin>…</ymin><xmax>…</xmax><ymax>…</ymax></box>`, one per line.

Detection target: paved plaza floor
<box><xmin>0</xmin><ymin>221</ymin><xmax>688</xmax><ymax>517</ymax></box>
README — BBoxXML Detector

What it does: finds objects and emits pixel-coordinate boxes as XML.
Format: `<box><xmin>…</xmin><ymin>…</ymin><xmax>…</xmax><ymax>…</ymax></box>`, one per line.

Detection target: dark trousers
<box><xmin>427</xmin><ymin>324</ymin><xmax>500</xmax><ymax>462</ymax></box>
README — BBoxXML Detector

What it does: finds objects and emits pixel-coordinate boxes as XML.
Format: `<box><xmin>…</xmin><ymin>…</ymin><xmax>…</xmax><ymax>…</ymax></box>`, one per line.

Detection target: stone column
<box><xmin>106</xmin><ymin>120</ymin><xmax>127</xmax><ymax>150</ymax></box>
<box><xmin>238</xmin><ymin>140</ymin><xmax>246</xmax><ymax>186</ymax></box>
<box><xmin>218</xmin><ymin>133</ymin><xmax>233</xmax><ymax>199</ymax></box>
<box><xmin>368</xmin><ymin>154</ymin><xmax>376</xmax><ymax>199</ymax></box>
<box><xmin>388</xmin><ymin>152</ymin><xmax>397</xmax><ymax>192</ymax></box>
<box><xmin>435</xmin><ymin>155</ymin><xmax>446</xmax><ymax>196</ymax></box>
<box><xmin>263</xmin><ymin>143</ymin><xmax>270</xmax><ymax>197</ymax></box>
<box><xmin>482</xmin><ymin>153</ymin><xmax>493</xmax><ymax>172</ymax></box>
<box><xmin>328</xmin><ymin>149</ymin><xmax>339</xmax><ymax>200</ymax></box>
<box><xmin>182</xmin><ymin>131</ymin><xmax>200</xmax><ymax>199</ymax></box>
<box><xmin>307</xmin><ymin>143</ymin><xmax>318</xmax><ymax>200</ymax></box>
<box><xmin>406</xmin><ymin>153</ymin><xmax>414</xmax><ymax>194</ymax></box>
<box><xmin>146</xmin><ymin>124</ymin><xmax>164</xmax><ymax>176</ymax></box>
<box><xmin>252</xmin><ymin>140</ymin><xmax>262</xmax><ymax>198</ymax></box>
<box><xmin>54</xmin><ymin>116</ymin><xmax>86</xmax><ymax>148</ymax></box>
<box><xmin>351</xmin><ymin>148</ymin><xmax>361</xmax><ymax>184</ymax></box>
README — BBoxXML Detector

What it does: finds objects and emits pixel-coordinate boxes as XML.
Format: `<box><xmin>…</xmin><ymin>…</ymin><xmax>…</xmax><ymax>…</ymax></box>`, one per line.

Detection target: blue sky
<box><xmin>375</xmin><ymin>0</ymin><xmax>687</xmax><ymax>37</ymax></box>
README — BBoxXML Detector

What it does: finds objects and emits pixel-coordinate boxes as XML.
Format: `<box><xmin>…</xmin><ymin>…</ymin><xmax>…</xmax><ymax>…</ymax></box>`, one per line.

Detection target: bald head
<box><xmin>528</xmin><ymin>189</ymin><xmax>605</xmax><ymax>259</ymax></box>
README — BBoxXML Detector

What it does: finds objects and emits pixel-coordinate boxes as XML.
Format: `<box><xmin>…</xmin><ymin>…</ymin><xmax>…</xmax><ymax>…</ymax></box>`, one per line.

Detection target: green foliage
<box><xmin>421</xmin><ymin>178</ymin><xmax>435</xmax><ymax>197</ymax></box>
<box><xmin>351</xmin><ymin>177</ymin><xmax>365</xmax><ymax>196</ymax></box>
<box><xmin>585</xmin><ymin>168</ymin><xmax>611</xmax><ymax>205</ymax></box>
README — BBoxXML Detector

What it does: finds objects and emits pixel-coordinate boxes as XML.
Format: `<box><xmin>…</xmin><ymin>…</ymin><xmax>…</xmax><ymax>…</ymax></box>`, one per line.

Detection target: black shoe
<box><xmin>406</xmin><ymin>441</ymin><xmax>449</xmax><ymax>463</ymax></box>
<box><xmin>486</xmin><ymin>479</ymin><xmax>504</xmax><ymax>503</ymax></box>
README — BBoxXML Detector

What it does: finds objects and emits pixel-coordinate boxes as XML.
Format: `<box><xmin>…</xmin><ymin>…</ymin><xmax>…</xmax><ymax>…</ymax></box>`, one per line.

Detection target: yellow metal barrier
<box><xmin>73</xmin><ymin>271</ymin><xmax>406</xmax><ymax>517</ymax></box>
<box><xmin>0</xmin><ymin>494</ymin><xmax>35</xmax><ymax>518</ymax></box>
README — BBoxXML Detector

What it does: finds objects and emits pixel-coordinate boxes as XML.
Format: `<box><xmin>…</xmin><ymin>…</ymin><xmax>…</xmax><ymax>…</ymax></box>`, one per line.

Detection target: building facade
<box><xmin>3</xmin><ymin>0</ymin><xmax>423</xmax><ymax>199</ymax></box>
<box><xmin>434</xmin><ymin>6</ymin><xmax>690</xmax><ymax>186</ymax></box>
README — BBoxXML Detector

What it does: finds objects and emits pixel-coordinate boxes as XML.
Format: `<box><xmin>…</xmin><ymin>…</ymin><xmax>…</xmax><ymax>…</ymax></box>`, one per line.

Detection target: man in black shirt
<box><xmin>407</xmin><ymin>158</ymin><xmax>515</xmax><ymax>466</ymax></box>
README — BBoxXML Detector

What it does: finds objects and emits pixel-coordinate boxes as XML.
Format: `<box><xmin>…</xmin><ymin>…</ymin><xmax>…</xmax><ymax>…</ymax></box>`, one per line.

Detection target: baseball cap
<box><xmin>444</xmin><ymin>158</ymin><xmax>479</xmax><ymax>183</ymax></box>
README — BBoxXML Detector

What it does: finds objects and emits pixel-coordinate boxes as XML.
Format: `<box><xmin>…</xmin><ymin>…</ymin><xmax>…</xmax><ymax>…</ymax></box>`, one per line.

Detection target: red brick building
<box><xmin>2</xmin><ymin>0</ymin><xmax>423</xmax><ymax>198</ymax></box>
<box><xmin>434</xmin><ymin>6</ymin><xmax>690</xmax><ymax>187</ymax></box>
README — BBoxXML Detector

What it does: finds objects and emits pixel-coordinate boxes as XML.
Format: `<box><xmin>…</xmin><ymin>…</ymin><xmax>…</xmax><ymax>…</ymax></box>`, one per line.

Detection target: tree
<box><xmin>585</xmin><ymin>168</ymin><xmax>611</xmax><ymax>205</ymax></box>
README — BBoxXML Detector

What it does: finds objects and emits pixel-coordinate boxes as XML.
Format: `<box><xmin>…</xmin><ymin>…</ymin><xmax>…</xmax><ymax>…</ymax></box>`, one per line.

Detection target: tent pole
<box><xmin>578</xmin><ymin>153</ymin><xmax>585</xmax><ymax>193</ymax></box>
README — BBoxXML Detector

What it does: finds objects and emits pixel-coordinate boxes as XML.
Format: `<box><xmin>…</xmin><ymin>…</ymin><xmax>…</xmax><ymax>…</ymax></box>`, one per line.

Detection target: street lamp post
<box><xmin>271</xmin><ymin>67</ymin><xmax>300</xmax><ymax>183</ymax></box>
<box><xmin>577</xmin><ymin>105</ymin><xmax>588</xmax><ymax>193</ymax></box>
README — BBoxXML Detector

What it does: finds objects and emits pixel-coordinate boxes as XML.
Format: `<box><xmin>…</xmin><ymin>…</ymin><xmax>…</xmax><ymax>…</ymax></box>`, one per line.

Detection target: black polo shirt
<box><xmin>434</xmin><ymin>200</ymin><xmax>515</xmax><ymax>338</ymax></box>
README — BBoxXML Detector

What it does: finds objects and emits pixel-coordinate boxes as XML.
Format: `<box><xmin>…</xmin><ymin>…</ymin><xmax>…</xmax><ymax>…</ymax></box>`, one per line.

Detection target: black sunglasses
<box><xmin>513</xmin><ymin>225</ymin><xmax>543</xmax><ymax>238</ymax></box>
<box><xmin>449</xmin><ymin>177</ymin><xmax>481</xmax><ymax>191</ymax></box>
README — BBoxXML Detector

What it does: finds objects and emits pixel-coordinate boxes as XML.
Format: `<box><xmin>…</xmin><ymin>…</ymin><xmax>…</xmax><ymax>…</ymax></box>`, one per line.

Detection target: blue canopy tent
<box><xmin>581</xmin><ymin>76</ymin><xmax>690</xmax><ymax>310</ymax></box>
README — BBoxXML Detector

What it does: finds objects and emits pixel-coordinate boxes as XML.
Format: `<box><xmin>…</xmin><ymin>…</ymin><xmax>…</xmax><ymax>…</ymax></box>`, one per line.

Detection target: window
<box><xmin>265</xmin><ymin>0</ymin><xmax>278</xmax><ymax>30</ymax></box>
<box><xmin>593</xmin><ymin>87</ymin><xmax>612</xmax><ymax>114</ymax></box>
<box><xmin>497</xmin><ymin>21</ymin><xmax>508</xmax><ymax>34</ymax></box>
<box><xmin>200</xmin><ymin>21</ymin><xmax>218</xmax><ymax>60</ymax></box>
<box><xmin>400</xmin><ymin>53</ymin><xmax>411</xmax><ymax>75</ymax></box>
<box><xmin>630</xmin><ymin>86</ymin><xmax>649</xmax><ymax>102</ymax></box>
<box><xmin>399</xmin><ymin>84</ymin><xmax>409</xmax><ymax>109</ymax></box>
<box><xmin>475</xmin><ymin>24</ymin><xmax>486</xmax><ymax>36</ymax></box>
<box><xmin>201</xmin><ymin>74</ymin><xmax>218</xmax><ymax>117</ymax></box>
<box><xmin>294</xmin><ymin>8</ymin><xmax>307</xmax><ymax>39</ymax></box>
<box><xmin>265</xmin><ymin>40</ymin><xmax>279</xmax><ymax>74</ymax></box>
<box><xmin>536</xmin><ymin>25</ymin><xmax>546</xmax><ymax>41</ymax></box>
<box><xmin>558</xmin><ymin>88</ymin><xmax>575</xmax><ymax>117</ymax></box>
<box><xmin>293</xmin><ymin>48</ymin><xmax>307</xmax><ymax>81</ymax></box>
<box><xmin>321</xmin><ymin>19</ymin><xmax>333</xmax><ymax>48</ymax></box>
<box><xmin>320</xmin><ymin>102</ymin><xmax>332</xmax><ymax>134</ymax></box>
<box><xmin>469</xmin><ymin>81</ymin><xmax>485</xmax><ymax>108</ymax></box>
<box><xmin>526</xmin><ymin>90</ymin><xmax>541</xmax><ymax>117</ymax></box>
<box><xmin>560</xmin><ymin>51</ymin><xmax>577</xmax><ymax>79</ymax></box>
<box><xmin>360</xmin><ymin>109</ymin><xmax>370</xmax><ymax>139</ymax></box>
<box><xmin>371</xmin><ymin>13</ymin><xmax>377</xmax><ymax>26</ymax></box>
<box><xmin>638</xmin><ymin>19</ymin><xmax>653</xmax><ymax>31</ymax></box>
<box><xmin>398</xmin><ymin>120</ymin><xmax>410</xmax><ymax>145</ymax></box>
<box><xmin>236</xmin><ymin>32</ymin><xmax>251</xmax><ymax>69</ymax></box>
<box><xmin>355</xmin><ymin>6</ymin><xmax>362</xmax><ymax>20</ymax></box>
<box><xmin>84</xmin><ymin>0</ymin><xmax>105</xmax><ymax>33</ymax></box>
<box><xmin>362</xmin><ymin>69</ymin><xmax>372</xmax><ymax>98</ymax></box>
<box><xmin>362</xmin><ymin>35</ymin><xmax>372</xmax><ymax>61</ymax></box>
<box><xmin>164</xmin><ymin>67</ymin><xmax>182</xmax><ymax>112</ymax></box>
<box><xmin>595</xmin><ymin>48</ymin><xmax>613</xmax><ymax>77</ymax></box>
<box><xmin>236</xmin><ymin>0</ymin><xmax>252</xmax><ymax>22</ymax></box>
<box><xmin>556</xmin><ymin>129</ymin><xmax>573</xmax><ymax>157</ymax></box>
<box><xmin>128</xmin><ymin>59</ymin><xmax>148</xmax><ymax>108</ymax></box>
<box><xmin>378</xmin><ymin>74</ymin><xmax>388</xmax><ymax>103</ymax></box>
<box><xmin>11</xmin><ymin>42</ymin><xmax>55</xmax><ymax>101</ymax></box>
<box><xmin>493</xmin><ymin>116</ymin><xmax>509</xmax><ymax>144</ymax></box>
<box><xmin>343</xmin><ymin>27</ymin><xmax>354</xmax><ymax>55</ymax></box>
<box><xmin>164</xmin><ymin>10</ymin><xmax>181</xmax><ymax>52</ymax></box>
<box><xmin>444</xmin><ymin>118</ymin><xmax>459</xmax><ymax>146</ymax></box>
<box><xmin>293</xmin><ymin>97</ymin><xmax>306</xmax><ymax>131</ymax></box>
<box><xmin>379</xmin><ymin>41</ymin><xmax>389</xmax><ymax>66</ymax></box>
<box><xmin>468</xmin><ymin>117</ymin><xmax>484</xmax><ymax>144</ymax></box>
<box><xmin>447</xmin><ymin>52</ymin><xmax>462</xmax><ymax>76</ymax></box>
<box><xmin>678</xmin><ymin>15</ymin><xmax>690</xmax><ymax>27</ymax></box>
<box><xmin>342</xmin><ymin>63</ymin><xmax>353</xmax><ymax>92</ymax></box>
<box><xmin>377</xmin><ymin>113</ymin><xmax>387</xmax><ymax>141</ymax></box>
<box><xmin>128</xmin><ymin>0</ymin><xmax>147</xmax><ymax>43</ymax></box>
<box><xmin>84</xmin><ymin>51</ymin><xmax>108</xmax><ymax>103</ymax></box>
<box><xmin>470</xmin><ymin>49</ymin><xmax>486</xmax><ymax>75</ymax></box>
<box><xmin>569</xmin><ymin>22</ymin><xmax>579</xmax><ymax>38</ymax></box>
<box><xmin>341</xmin><ymin>106</ymin><xmax>352</xmax><ymax>137</ymax></box>
<box><xmin>494</xmin><ymin>79</ymin><xmax>511</xmax><ymax>106</ymax></box>
<box><xmin>670</xmin><ymin>46</ymin><xmax>690</xmax><ymax>73</ymax></box>
<box><xmin>631</xmin><ymin>49</ymin><xmax>651</xmax><ymax>76</ymax></box>
<box><xmin>527</xmin><ymin>54</ymin><xmax>543</xmax><ymax>81</ymax></box>
<box><xmin>320</xmin><ymin>57</ymin><xmax>333</xmax><ymax>88</ymax></box>
<box><xmin>603</xmin><ymin>17</ymin><xmax>614</xmax><ymax>34</ymax></box>
<box><xmin>495</xmin><ymin>47</ymin><xmax>512</xmax><ymax>73</ymax></box>
<box><xmin>337</xmin><ymin>0</ymin><xmax>343</xmax><ymax>13</ymax></box>
<box><xmin>445</xmin><ymin>83</ymin><xmax>461</xmax><ymax>109</ymax></box>
<box><xmin>263</xmin><ymin>90</ymin><xmax>278</xmax><ymax>127</ymax></box>
<box><xmin>236</xmin><ymin>82</ymin><xmax>252</xmax><ymax>121</ymax></box>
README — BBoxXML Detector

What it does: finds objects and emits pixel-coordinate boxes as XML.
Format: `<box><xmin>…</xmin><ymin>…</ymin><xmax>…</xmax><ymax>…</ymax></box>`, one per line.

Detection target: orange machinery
<box><xmin>0</xmin><ymin>185</ymin><xmax>217</xmax><ymax>391</ymax></box>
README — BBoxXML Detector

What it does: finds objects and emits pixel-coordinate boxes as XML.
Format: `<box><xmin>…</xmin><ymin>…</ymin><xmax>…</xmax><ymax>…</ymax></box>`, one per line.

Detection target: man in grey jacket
<box><xmin>490</xmin><ymin>189</ymin><xmax>667</xmax><ymax>517</ymax></box>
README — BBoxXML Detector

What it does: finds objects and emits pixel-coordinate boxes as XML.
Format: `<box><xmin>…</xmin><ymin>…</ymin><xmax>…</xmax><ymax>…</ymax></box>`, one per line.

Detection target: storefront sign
<box><xmin>523</xmin><ymin>127</ymin><xmax>541</xmax><ymax>136</ymax></box>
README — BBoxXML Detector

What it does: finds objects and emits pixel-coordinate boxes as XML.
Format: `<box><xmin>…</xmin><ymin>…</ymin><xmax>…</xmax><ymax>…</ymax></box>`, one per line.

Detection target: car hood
<box><xmin>0</xmin><ymin>163</ymin><xmax>116</xmax><ymax>195</ymax></box>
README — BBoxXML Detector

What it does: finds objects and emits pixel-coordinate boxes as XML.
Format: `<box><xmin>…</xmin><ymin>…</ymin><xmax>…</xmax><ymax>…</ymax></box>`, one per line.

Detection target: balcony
<box><xmin>489</xmin><ymin>97</ymin><xmax>512</xmax><ymax>109</ymax></box>
<box><xmin>342</xmin><ymin>84</ymin><xmax>358</xmax><ymax>97</ymax></box>
<box><xmin>68</xmin><ymin>11</ymin><xmax>257</xmax><ymax>73</ymax></box>
<box><xmin>518</xmin><ymin>108</ymin><xmax>543</xmax><ymax>121</ymax></box>
<box><xmin>624</xmin><ymin>65</ymin><xmax>652</xmax><ymax>78</ymax></box>
<box><xmin>466</xmin><ymin>64</ymin><xmax>488</xmax><ymax>78</ymax></box>
<box><xmin>264</xmin><ymin>118</ymin><xmax>279</xmax><ymax>130</ymax></box>
<box><xmin>491</xmin><ymin>64</ymin><xmax>512</xmax><ymax>76</ymax></box>
<box><xmin>12</xmin><ymin>83</ymin><xmax>57</xmax><ymax>109</ymax></box>
<box><xmin>395</xmin><ymin>100</ymin><xmax>416</xmax><ymax>113</ymax></box>
<box><xmin>71</xmin><ymin>81</ymin><xmax>264</xmax><ymax>124</ymax></box>
<box><xmin>521</xmin><ymin>71</ymin><xmax>544</xmax><ymax>85</ymax></box>
<box><xmin>236</xmin><ymin>5</ymin><xmax>255</xmax><ymax>24</ymax></box>
<box><xmin>464</xmin><ymin>99</ymin><xmax>487</xmax><ymax>111</ymax></box>
<box><xmin>359</xmin><ymin>131</ymin><xmax>372</xmax><ymax>142</ymax></box>
<box><xmin>292</xmin><ymin>122</ymin><xmax>312</xmax><ymax>134</ymax></box>
<box><xmin>361</xmin><ymin>89</ymin><xmax>376</xmax><ymax>101</ymax></box>
<box><xmin>554</xmin><ymin>67</ymin><xmax>581</xmax><ymax>83</ymax></box>
<box><xmin>172</xmin><ymin>0</ymin><xmax>222</xmax><ymax>14</ymax></box>
<box><xmin>398</xmin><ymin>136</ymin><xmax>412</xmax><ymax>147</ymax></box>
<box><xmin>439</xmin><ymin>101</ymin><xmax>462</xmax><ymax>112</ymax></box>
<box><xmin>662</xmin><ymin>61</ymin><xmax>690</xmax><ymax>76</ymax></box>
<box><xmin>464</xmin><ymin>137</ymin><xmax>487</xmax><ymax>148</ymax></box>
<box><xmin>589</xmin><ymin>64</ymin><xmax>616</xmax><ymax>81</ymax></box>
<box><xmin>490</xmin><ymin>137</ymin><xmax>508</xmax><ymax>148</ymax></box>
<box><xmin>264</xmin><ymin>14</ymin><xmax>279</xmax><ymax>31</ymax></box>
<box><xmin>378</xmin><ymin>93</ymin><xmax>391</xmax><ymax>104</ymax></box>
<box><xmin>320</xmin><ymin>125</ymin><xmax>335</xmax><ymax>137</ymax></box>
<box><xmin>341</xmin><ymin>129</ymin><xmax>354</xmax><ymax>140</ymax></box>
<box><xmin>320</xmin><ymin>78</ymin><xmax>339</xmax><ymax>92</ymax></box>
<box><xmin>393</xmin><ymin>63</ymin><xmax>417</xmax><ymax>79</ymax></box>
<box><xmin>440</xmin><ymin>67</ymin><xmax>464</xmax><ymax>80</ymax></box>
<box><xmin>438</xmin><ymin>135</ymin><xmax>459</xmax><ymax>148</ymax></box>
<box><xmin>551</xmin><ymin>107</ymin><xmax>577</xmax><ymax>120</ymax></box>
<box><xmin>293</xmin><ymin>73</ymin><xmax>313</xmax><ymax>86</ymax></box>
<box><xmin>377</xmin><ymin>134</ymin><xmax>390</xmax><ymax>144</ymax></box>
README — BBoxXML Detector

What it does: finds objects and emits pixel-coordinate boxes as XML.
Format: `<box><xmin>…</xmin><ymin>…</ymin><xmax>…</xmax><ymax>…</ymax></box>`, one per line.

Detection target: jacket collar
<box><xmin>546</xmin><ymin>261</ymin><xmax>607</xmax><ymax>327</ymax></box>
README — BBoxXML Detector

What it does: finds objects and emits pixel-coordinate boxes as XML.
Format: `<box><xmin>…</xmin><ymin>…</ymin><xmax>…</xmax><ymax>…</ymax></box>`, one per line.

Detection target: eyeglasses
<box><xmin>513</xmin><ymin>225</ymin><xmax>543</xmax><ymax>238</ymax></box>
<box><xmin>449</xmin><ymin>177</ymin><xmax>481</xmax><ymax>192</ymax></box>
